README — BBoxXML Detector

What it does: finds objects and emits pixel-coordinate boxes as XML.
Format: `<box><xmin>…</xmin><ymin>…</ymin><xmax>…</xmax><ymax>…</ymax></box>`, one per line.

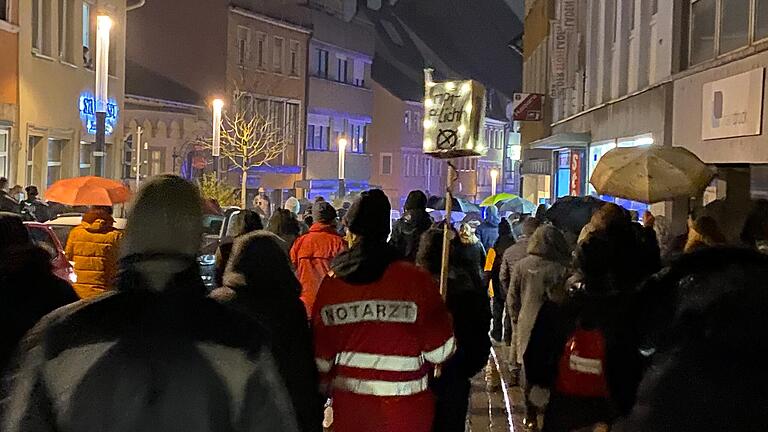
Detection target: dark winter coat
<box><xmin>489</xmin><ymin>234</ymin><xmax>516</xmax><ymax>299</ymax></box>
<box><xmin>0</xmin><ymin>245</ymin><xmax>79</xmax><ymax>373</ymax></box>
<box><xmin>616</xmin><ymin>248</ymin><xmax>768</xmax><ymax>432</ymax></box>
<box><xmin>0</xmin><ymin>191</ymin><xmax>18</xmax><ymax>213</ymax></box>
<box><xmin>476</xmin><ymin>206</ymin><xmax>501</xmax><ymax>252</ymax></box>
<box><xmin>210</xmin><ymin>231</ymin><xmax>323</xmax><ymax>432</ymax></box>
<box><xmin>389</xmin><ymin>209</ymin><xmax>433</xmax><ymax>261</ymax></box>
<box><xmin>1</xmin><ymin>258</ymin><xmax>299</xmax><ymax>432</ymax></box>
<box><xmin>455</xmin><ymin>240</ymin><xmax>486</xmax><ymax>282</ymax></box>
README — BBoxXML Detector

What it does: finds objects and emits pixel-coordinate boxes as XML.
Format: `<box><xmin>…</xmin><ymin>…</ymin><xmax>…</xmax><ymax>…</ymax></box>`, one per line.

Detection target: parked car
<box><xmin>24</xmin><ymin>222</ymin><xmax>77</xmax><ymax>284</ymax></box>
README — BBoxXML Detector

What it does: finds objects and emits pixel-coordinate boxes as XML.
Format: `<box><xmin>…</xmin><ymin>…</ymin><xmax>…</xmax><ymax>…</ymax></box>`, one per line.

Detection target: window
<box><xmin>652</xmin><ymin>0</ymin><xmax>659</xmax><ymax>15</ymax></box>
<box><xmin>58</xmin><ymin>0</ymin><xmax>75</xmax><ymax>61</ymax></box>
<box><xmin>612</xmin><ymin>0</ymin><xmax>619</xmax><ymax>43</ymax></box>
<box><xmin>149</xmin><ymin>148</ymin><xmax>165</xmax><ymax>176</ymax></box>
<box><xmin>289</xmin><ymin>40</ymin><xmax>300</xmax><ymax>76</ymax></box>
<box><xmin>759</xmin><ymin>0</ymin><xmax>768</xmax><ymax>40</ymax></box>
<box><xmin>353</xmin><ymin>59</ymin><xmax>365</xmax><ymax>87</ymax></box>
<box><xmin>381</xmin><ymin>153</ymin><xmax>392</xmax><ymax>175</ymax></box>
<box><xmin>273</xmin><ymin>37</ymin><xmax>284</xmax><ymax>72</ymax></box>
<box><xmin>82</xmin><ymin>1</ymin><xmax>92</xmax><ymax>68</ymax></box>
<box><xmin>404</xmin><ymin>111</ymin><xmax>411</xmax><ymax>131</ymax></box>
<box><xmin>27</xmin><ymin>136</ymin><xmax>42</xmax><ymax>185</ymax></box>
<box><xmin>237</xmin><ymin>26</ymin><xmax>251</xmax><ymax>66</ymax></box>
<box><xmin>79</xmin><ymin>142</ymin><xmax>92</xmax><ymax>176</ymax></box>
<box><xmin>336</xmin><ymin>57</ymin><xmax>349</xmax><ymax>83</ymax></box>
<box><xmin>286</xmin><ymin>103</ymin><xmax>300</xmax><ymax>146</ymax></box>
<box><xmin>316</xmin><ymin>48</ymin><xmax>329</xmax><ymax>78</ymax></box>
<box><xmin>719</xmin><ymin>0</ymin><xmax>750</xmax><ymax>54</ymax></box>
<box><xmin>47</xmin><ymin>139</ymin><xmax>64</xmax><ymax>187</ymax></box>
<box><xmin>307</xmin><ymin>124</ymin><xmax>329</xmax><ymax>151</ymax></box>
<box><xmin>350</xmin><ymin>123</ymin><xmax>366</xmax><ymax>153</ymax></box>
<box><xmin>413</xmin><ymin>112</ymin><xmax>421</xmax><ymax>132</ymax></box>
<box><xmin>0</xmin><ymin>129</ymin><xmax>8</xmax><ymax>179</ymax></box>
<box><xmin>122</xmin><ymin>135</ymin><xmax>134</xmax><ymax>179</ymax></box>
<box><xmin>1</xmin><ymin>0</ymin><xmax>7</xmax><ymax>22</ymax></box>
<box><xmin>690</xmin><ymin>0</ymin><xmax>717</xmax><ymax>64</ymax></box>
<box><xmin>255</xmin><ymin>32</ymin><xmax>266</xmax><ymax>68</ymax></box>
<box><xmin>32</xmin><ymin>0</ymin><xmax>52</xmax><ymax>54</ymax></box>
<box><xmin>629</xmin><ymin>0</ymin><xmax>636</xmax><ymax>30</ymax></box>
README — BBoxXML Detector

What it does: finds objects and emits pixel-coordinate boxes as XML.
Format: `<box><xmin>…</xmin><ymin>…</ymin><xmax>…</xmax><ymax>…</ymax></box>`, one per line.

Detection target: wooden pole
<box><xmin>439</xmin><ymin>162</ymin><xmax>457</xmax><ymax>299</ymax></box>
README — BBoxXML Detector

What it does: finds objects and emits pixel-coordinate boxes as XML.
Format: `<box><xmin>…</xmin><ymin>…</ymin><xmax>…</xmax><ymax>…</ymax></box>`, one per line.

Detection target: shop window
<box><xmin>32</xmin><ymin>0</ymin><xmax>52</xmax><ymax>55</ymax></box>
<box><xmin>79</xmin><ymin>142</ymin><xmax>92</xmax><ymax>177</ymax></box>
<box><xmin>690</xmin><ymin>0</ymin><xmax>716</xmax><ymax>65</ymax></box>
<box><xmin>381</xmin><ymin>153</ymin><xmax>392</xmax><ymax>175</ymax></box>
<box><xmin>757</xmin><ymin>0</ymin><xmax>768</xmax><ymax>41</ymax></box>
<box><xmin>58</xmin><ymin>0</ymin><xmax>75</xmax><ymax>62</ymax></box>
<box><xmin>719</xmin><ymin>0</ymin><xmax>750</xmax><ymax>54</ymax></box>
<box><xmin>47</xmin><ymin>139</ymin><xmax>64</xmax><ymax>187</ymax></box>
<box><xmin>237</xmin><ymin>26</ymin><xmax>251</xmax><ymax>67</ymax></box>
<box><xmin>289</xmin><ymin>40</ymin><xmax>300</xmax><ymax>76</ymax></box>
<box><xmin>273</xmin><ymin>37</ymin><xmax>284</xmax><ymax>73</ymax></box>
<box><xmin>316</xmin><ymin>48</ymin><xmax>329</xmax><ymax>78</ymax></box>
<box><xmin>0</xmin><ymin>130</ymin><xmax>8</xmax><ymax>179</ymax></box>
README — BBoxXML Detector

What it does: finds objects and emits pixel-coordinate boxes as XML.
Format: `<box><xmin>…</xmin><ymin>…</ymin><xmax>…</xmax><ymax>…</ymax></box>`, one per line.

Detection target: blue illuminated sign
<box><xmin>79</xmin><ymin>94</ymin><xmax>119</xmax><ymax>135</ymax></box>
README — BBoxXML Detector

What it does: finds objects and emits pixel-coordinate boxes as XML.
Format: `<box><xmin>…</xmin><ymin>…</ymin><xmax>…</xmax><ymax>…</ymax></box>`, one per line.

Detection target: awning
<box><xmin>529</xmin><ymin>132</ymin><xmax>591</xmax><ymax>149</ymax></box>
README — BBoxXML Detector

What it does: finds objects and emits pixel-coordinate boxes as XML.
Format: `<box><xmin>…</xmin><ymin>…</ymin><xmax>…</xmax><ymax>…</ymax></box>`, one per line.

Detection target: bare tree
<box><xmin>200</xmin><ymin>94</ymin><xmax>289</xmax><ymax>208</ymax></box>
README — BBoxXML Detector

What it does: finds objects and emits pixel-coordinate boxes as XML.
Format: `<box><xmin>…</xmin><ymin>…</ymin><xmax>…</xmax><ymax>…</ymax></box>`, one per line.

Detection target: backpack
<box><xmin>555</xmin><ymin>327</ymin><xmax>610</xmax><ymax>398</ymax></box>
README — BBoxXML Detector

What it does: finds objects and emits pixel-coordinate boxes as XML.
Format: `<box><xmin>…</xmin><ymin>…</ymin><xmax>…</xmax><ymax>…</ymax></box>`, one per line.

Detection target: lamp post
<box><xmin>490</xmin><ymin>168</ymin><xmax>499</xmax><ymax>196</ymax></box>
<box><xmin>212</xmin><ymin>99</ymin><xmax>224</xmax><ymax>179</ymax></box>
<box><xmin>94</xmin><ymin>15</ymin><xmax>111</xmax><ymax>177</ymax></box>
<box><xmin>338</xmin><ymin>136</ymin><xmax>348</xmax><ymax>200</ymax></box>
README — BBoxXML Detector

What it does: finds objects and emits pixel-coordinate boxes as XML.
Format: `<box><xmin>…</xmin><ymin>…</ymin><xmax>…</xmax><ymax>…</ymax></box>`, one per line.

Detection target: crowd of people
<box><xmin>2</xmin><ymin>174</ymin><xmax>768</xmax><ymax>432</ymax></box>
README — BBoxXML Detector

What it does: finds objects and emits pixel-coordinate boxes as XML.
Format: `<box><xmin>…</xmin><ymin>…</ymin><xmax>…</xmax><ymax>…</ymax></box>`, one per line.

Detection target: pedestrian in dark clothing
<box><xmin>456</xmin><ymin>222</ymin><xmax>486</xmax><ymax>281</ymax></box>
<box><xmin>488</xmin><ymin>219</ymin><xmax>516</xmax><ymax>343</ymax></box>
<box><xmin>417</xmin><ymin>228</ymin><xmax>491</xmax><ymax>432</ymax></box>
<box><xmin>0</xmin><ymin>212</ymin><xmax>79</xmax><ymax>373</ymax></box>
<box><xmin>267</xmin><ymin>208</ymin><xmax>302</xmax><ymax>256</ymax></box>
<box><xmin>1</xmin><ymin>175</ymin><xmax>299</xmax><ymax>432</ymax></box>
<box><xmin>476</xmin><ymin>205</ymin><xmax>501</xmax><ymax>252</ymax></box>
<box><xmin>389</xmin><ymin>190</ymin><xmax>433</xmax><ymax>261</ymax></box>
<box><xmin>616</xmin><ymin>248</ymin><xmax>768</xmax><ymax>432</ymax></box>
<box><xmin>214</xmin><ymin>209</ymin><xmax>263</xmax><ymax>287</ymax></box>
<box><xmin>741</xmin><ymin>199</ymin><xmax>768</xmax><ymax>253</ymax></box>
<box><xmin>0</xmin><ymin>178</ymin><xmax>19</xmax><ymax>213</ymax></box>
<box><xmin>19</xmin><ymin>185</ymin><xmax>50</xmax><ymax>222</ymax></box>
<box><xmin>211</xmin><ymin>231</ymin><xmax>323</xmax><ymax>432</ymax></box>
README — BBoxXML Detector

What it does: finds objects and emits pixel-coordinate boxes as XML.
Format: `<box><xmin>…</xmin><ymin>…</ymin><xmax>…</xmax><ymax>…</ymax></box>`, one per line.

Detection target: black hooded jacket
<box><xmin>210</xmin><ymin>232</ymin><xmax>322</xmax><ymax>432</ymax></box>
<box><xmin>389</xmin><ymin>209</ymin><xmax>433</xmax><ymax>262</ymax></box>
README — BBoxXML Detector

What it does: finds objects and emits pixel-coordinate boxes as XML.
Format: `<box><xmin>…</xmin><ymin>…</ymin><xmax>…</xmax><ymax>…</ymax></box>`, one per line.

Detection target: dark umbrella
<box><xmin>427</xmin><ymin>196</ymin><xmax>481</xmax><ymax>214</ymax></box>
<box><xmin>544</xmin><ymin>196</ymin><xmax>606</xmax><ymax>235</ymax></box>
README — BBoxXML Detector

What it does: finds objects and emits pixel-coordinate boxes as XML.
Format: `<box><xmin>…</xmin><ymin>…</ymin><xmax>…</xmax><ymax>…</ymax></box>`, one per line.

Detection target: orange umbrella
<box><xmin>45</xmin><ymin>176</ymin><xmax>133</xmax><ymax>206</ymax></box>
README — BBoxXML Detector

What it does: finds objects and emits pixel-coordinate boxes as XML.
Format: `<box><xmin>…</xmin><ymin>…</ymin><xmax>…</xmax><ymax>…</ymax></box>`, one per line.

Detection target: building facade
<box><xmin>1</xmin><ymin>0</ymin><xmax>19</xmax><ymax>181</ymax></box>
<box><xmin>301</xmin><ymin>6</ymin><xmax>375</xmax><ymax>200</ymax></box>
<box><xmin>2</xmin><ymin>0</ymin><xmax>129</xmax><ymax>192</ymax></box>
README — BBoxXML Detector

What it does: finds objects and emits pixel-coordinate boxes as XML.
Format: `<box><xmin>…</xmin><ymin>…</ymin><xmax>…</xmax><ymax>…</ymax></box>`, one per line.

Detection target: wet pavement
<box><xmin>467</xmin><ymin>345</ymin><xmax>523</xmax><ymax>432</ymax></box>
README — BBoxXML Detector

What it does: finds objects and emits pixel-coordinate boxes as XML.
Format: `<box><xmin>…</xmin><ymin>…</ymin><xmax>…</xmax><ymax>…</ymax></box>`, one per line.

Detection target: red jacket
<box><xmin>290</xmin><ymin>223</ymin><xmax>347</xmax><ymax>316</ymax></box>
<box><xmin>312</xmin><ymin>261</ymin><xmax>455</xmax><ymax>432</ymax></box>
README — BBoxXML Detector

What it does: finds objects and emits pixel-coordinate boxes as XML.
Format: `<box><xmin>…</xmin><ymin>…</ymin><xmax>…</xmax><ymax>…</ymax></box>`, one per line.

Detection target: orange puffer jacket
<box><xmin>65</xmin><ymin>220</ymin><xmax>123</xmax><ymax>299</ymax></box>
<box><xmin>290</xmin><ymin>223</ymin><xmax>346</xmax><ymax>317</ymax></box>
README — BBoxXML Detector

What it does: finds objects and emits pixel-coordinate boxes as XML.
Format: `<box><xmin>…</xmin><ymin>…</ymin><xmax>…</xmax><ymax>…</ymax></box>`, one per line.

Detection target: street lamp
<box><xmin>212</xmin><ymin>98</ymin><xmax>224</xmax><ymax>179</ymax></box>
<box><xmin>490</xmin><ymin>168</ymin><xmax>499</xmax><ymax>196</ymax></box>
<box><xmin>338</xmin><ymin>136</ymin><xmax>348</xmax><ymax>200</ymax></box>
<box><xmin>94</xmin><ymin>15</ymin><xmax>112</xmax><ymax>177</ymax></box>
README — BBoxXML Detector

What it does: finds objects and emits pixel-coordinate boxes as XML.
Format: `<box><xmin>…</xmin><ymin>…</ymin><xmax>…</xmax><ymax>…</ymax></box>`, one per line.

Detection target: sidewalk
<box><xmin>467</xmin><ymin>345</ymin><xmax>525</xmax><ymax>432</ymax></box>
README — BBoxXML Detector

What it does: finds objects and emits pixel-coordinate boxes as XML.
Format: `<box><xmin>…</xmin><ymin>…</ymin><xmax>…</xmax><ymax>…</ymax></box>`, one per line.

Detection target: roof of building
<box><xmin>125</xmin><ymin>60</ymin><xmax>204</xmax><ymax>107</ymax></box>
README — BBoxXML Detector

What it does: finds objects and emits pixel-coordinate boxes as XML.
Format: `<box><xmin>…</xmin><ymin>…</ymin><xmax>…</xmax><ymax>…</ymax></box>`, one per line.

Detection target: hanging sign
<box><xmin>510</xmin><ymin>93</ymin><xmax>545</xmax><ymax>121</ymax></box>
<box><xmin>423</xmin><ymin>78</ymin><xmax>487</xmax><ymax>159</ymax></box>
<box><xmin>79</xmin><ymin>94</ymin><xmax>119</xmax><ymax>136</ymax></box>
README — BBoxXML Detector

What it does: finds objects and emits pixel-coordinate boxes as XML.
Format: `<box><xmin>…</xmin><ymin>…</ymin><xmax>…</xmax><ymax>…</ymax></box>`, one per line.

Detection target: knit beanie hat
<box><xmin>345</xmin><ymin>189</ymin><xmax>391</xmax><ymax>241</ymax></box>
<box><xmin>122</xmin><ymin>175</ymin><xmax>203</xmax><ymax>258</ymax></box>
<box><xmin>404</xmin><ymin>190</ymin><xmax>427</xmax><ymax>211</ymax></box>
<box><xmin>284</xmin><ymin>197</ymin><xmax>301</xmax><ymax>215</ymax></box>
<box><xmin>313</xmin><ymin>201</ymin><xmax>337</xmax><ymax>224</ymax></box>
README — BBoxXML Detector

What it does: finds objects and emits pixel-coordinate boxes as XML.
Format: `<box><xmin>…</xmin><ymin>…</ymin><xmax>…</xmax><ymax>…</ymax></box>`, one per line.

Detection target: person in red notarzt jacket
<box><xmin>291</xmin><ymin>201</ymin><xmax>347</xmax><ymax>317</ymax></box>
<box><xmin>312</xmin><ymin>189</ymin><xmax>455</xmax><ymax>432</ymax></box>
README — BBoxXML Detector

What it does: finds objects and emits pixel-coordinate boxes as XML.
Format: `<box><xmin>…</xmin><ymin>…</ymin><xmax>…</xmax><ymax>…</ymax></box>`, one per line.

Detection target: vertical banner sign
<box><xmin>569</xmin><ymin>150</ymin><xmax>582</xmax><ymax>196</ymax></box>
<box><xmin>423</xmin><ymin>79</ymin><xmax>487</xmax><ymax>158</ymax></box>
<box><xmin>550</xmin><ymin>0</ymin><xmax>577</xmax><ymax>97</ymax></box>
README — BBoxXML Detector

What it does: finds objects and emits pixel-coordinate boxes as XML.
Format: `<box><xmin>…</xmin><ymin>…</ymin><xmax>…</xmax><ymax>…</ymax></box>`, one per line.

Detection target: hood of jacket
<box><xmin>527</xmin><ymin>225</ymin><xmax>571</xmax><ymax>262</ymax></box>
<box><xmin>483</xmin><ymin>206</ymin><xmax>501</xmax><ymax>226</ymax></box>
<box><xmin>82</xmin><ymin>219</ymin><xmax>114</xmax><ymax>234</ymax></box>
<box><xmin>331</xmin><ymin>240</ymin><xmax>401</xmax><ymax>285</ymax></box>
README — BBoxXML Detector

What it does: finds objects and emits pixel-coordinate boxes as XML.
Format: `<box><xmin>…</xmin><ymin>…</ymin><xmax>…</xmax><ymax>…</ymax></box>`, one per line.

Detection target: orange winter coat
<box><xmin>290</xmin><ymin>223</ymin><xmax>346</xmax><ymax>316</ymax></box>
<box><xmin>65</xmin><ymin>219</ymin><xmax>123</xmax><ymax>299</ymax></box>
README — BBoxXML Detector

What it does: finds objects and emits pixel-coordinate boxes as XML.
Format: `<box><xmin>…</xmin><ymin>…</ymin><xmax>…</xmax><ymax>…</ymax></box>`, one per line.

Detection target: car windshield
<box><xmin>202</xmin><ymin>215</ymin><xmax>225</xmax><ymax>237</ymax></box>
<box><xmin>27</xmin><ymin>227</ymin><xmax>59</xmax><ymax>259</ymax></box>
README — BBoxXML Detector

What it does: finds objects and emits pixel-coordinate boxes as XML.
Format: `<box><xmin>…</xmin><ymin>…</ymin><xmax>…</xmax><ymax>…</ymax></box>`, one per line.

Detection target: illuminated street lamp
<box><xmin>490</xmin><ymin>168</ymin><xmax>499</xmax><ymax>196</ymax></box>
<box><xmin>94</xmin><ymin>15</ymin><xmax>112</xmax><ymax>176</ymax></box>
<box><xmin>211</xmin><ymin>98</ymin><xmax>224</xmax><ymax>178</ymax></box>
<box><xmin>338</xmin><ymin>136</ymin><xmax>348</xmax><ymax>199</ymax></box>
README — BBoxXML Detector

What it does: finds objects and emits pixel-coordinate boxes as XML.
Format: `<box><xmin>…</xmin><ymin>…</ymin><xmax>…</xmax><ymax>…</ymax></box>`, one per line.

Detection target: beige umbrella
<box><xmin>590</xmin><ymin>146</ymin><xmax>715</xmax><ymax>203</ymax></box>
